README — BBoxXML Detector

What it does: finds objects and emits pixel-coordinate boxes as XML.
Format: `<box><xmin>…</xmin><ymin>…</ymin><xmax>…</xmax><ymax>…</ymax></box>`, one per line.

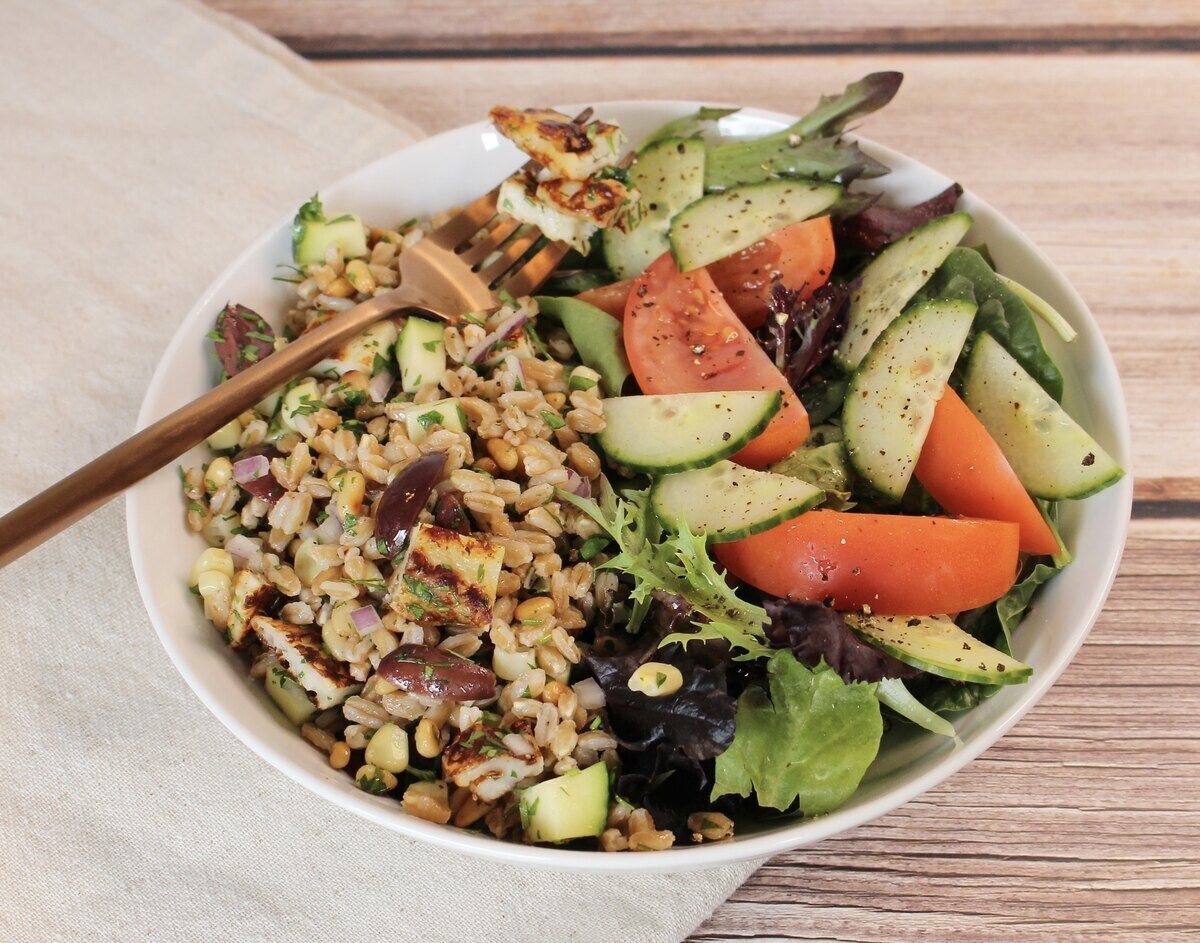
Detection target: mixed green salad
<box><xmin>521</xmin><ymin>73</ymin><xmax>1122</xmax><ymax>824</ymax></box>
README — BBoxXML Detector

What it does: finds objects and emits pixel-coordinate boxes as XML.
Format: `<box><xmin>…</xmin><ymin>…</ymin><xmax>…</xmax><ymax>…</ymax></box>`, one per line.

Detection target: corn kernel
<box><xmin>206</xmin><ymin>416</ymin><xmax>242</xmax><ymax>451</ymax></box>
<box><xmin>344</xmin><ymin>259</ymin><xmax>376</xmax><ymax>295</ymax></box>
<box><xmin>204</xmin><ymin>456</ymin><xmax>234</xmax><ymax>492</ymax></box>
<box><xmin>195</xmin><ymin>569</ymin><xmax>232</xmax><ymax>600</ymax></box>
<box><xmin>333</xmin><ymin>469</ymin><xmax>366</xmax><ymax>521</ymax></box>
<box><xmin>189</xmin><ymin>547</ymin><xmax>234</xmax><ymax>586</ymax></box>
<box><xmin>364</xmin><ymin>722</ymin><xmax>410</xmax><ymax>773</ymax></box>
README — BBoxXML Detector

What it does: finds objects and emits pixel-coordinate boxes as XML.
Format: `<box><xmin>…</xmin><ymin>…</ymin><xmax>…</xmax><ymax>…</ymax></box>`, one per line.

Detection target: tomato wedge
<box><xmin>706</xmin><ymin>216</ymin><xmax>836</xmax><ymax>328</ymax></box>
<box><xmin>623</xmin><ymin>252</ymin><xmax>809</xmax><ymax>467</ymax></box>
<box><xmin>579</xmin><ymin>217</ymin><xmax>836</xmax><ymax>329</ymax></box>
<box><xmin>915</xmin><ymin>387</ymin><xmax>1059</xmax><ymax>556</ymax></box>
<box><xmin>715</xmin><ymin>510</ymin><xmax>1020</xmax><ymax>615</ymax></box>
<box><xmin>576</xmin><ymin>279</ymin><xmax>633</xmax><ymax>320</ymax></box>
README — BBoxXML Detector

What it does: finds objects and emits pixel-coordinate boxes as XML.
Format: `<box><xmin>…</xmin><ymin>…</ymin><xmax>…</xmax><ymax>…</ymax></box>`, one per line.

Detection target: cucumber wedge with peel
<box><xmin>848</xmin><ymin>613</ymin><xmax>1032</xmax><ymax>685</ymax></box>
<box><xmin>596</xmin><ymin>390</ymin><xmax>781</xmax><ymax>474</ymax></box>
<box><xmin>602</xmin><ymin>137</ymin><xmax>705</xmax><ymax>280</ymax></box>
<box><xmin>962</xmin><ymin>333</ymin><xmax>1123</xmax><ymax>499</ymax></box>
<box><xmin>668</xmin><ymin>179</ymin><xmax>842</xmax><ymax>272</ymax></box>
<box><xmin>650</xmin><ymin>460</ymin><xmax>824</xmax><ymax>541</ymax></box>
<box><xmin>843</xmin><ymin>298</ymin><xmax>977</xmax><ymax>500</ymax></box>
<box><xmin>835</xmin><ymin>212</ymin><xmax>973</xmax><ymax>370</ymax></box>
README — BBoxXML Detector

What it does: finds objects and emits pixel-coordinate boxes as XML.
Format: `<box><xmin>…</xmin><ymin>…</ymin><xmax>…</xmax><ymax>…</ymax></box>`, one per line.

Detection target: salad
<box><xmin>179</xmin><ymin>73</ymin><xmax>1123</xmax><ymax>851</ymax></box>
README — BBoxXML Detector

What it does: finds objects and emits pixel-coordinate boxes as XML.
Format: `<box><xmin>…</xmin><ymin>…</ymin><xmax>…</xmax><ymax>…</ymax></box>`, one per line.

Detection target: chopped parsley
<box><xmin>540</xmin><ymin>410</ymin><xmax>566</xmax><ymax>430</ymax></box>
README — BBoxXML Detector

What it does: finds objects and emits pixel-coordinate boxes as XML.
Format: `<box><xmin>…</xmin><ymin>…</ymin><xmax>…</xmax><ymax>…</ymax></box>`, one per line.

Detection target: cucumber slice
<box><xmin>963</xmin><ymin>333</ymin><xmax>1123</xmax><ymax>499</ymax></box>
<box><xmin>396</xmin><ymin>317</ymin><xmax>446</xmax><ymax>392</ymax></box>
<box><xmin>848</xmin><ymin>613</ymin><xmax>1032</xmax><ymax>685</ymax></box>
<box><xmin>843</xmin><ymin>298</ymin><xmax>977</xmax><ymax>500</ymax></box>
<box><xmin>264</xmin><ymin>666</ymin><xmax>317</xmax><ymax>725</ymax></box>
<box><xmin>650</xmin><ymin>460</ymin><xmax>823</xmax><ymax>541</ymax></box>
<box><xmin>668</xmin><ymin>179</ymin><xmax>842</xmax><ymax>272</ymax></box>
<box><xmin>602</xmin><ymin>137</ymin><xmax>705</xmax><ymax>280</ymax></box>
<box><xmin>596</xmin><ymin>391</ymin><xmax>781</xmax><ymax>474</ymax></box>
<box><xmin>404</xmin><ymin>398</ymin><xmax>468</xmax><ymax>445</ymax></box>
<box><xmin>835</xmin><ymin>212</ymin><xmax>974</xmax><ymax>370</ymax></box>
<box><xmin>875</xmin><ymin>677</ymin><xmax>958</xmax><ymax>739</ymax></box>
<box><xmin>518</xmin><ymin>760</ymin><xmax>609</xmax><ymax>844</ymax></box>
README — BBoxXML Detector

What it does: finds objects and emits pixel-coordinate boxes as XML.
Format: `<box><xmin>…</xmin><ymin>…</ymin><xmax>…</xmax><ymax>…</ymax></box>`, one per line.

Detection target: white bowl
<box><xmin>127</xmin><ymin>101</ymin><xmax>1132</xmax><ymax>873</ymax></box>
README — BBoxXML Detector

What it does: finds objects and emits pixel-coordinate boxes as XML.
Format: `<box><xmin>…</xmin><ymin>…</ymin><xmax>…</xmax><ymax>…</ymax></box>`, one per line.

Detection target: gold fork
<box><xmin>0</xmin><ymin>125</ymin><xmax>583</xmax><ymax>568</ymax></box>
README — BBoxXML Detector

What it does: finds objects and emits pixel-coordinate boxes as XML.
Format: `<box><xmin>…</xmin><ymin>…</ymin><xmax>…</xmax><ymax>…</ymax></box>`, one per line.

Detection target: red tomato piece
<box><xmin>623</xmin><ymin>252</ymin><xmax>809</xmax><ymax>467</ymax></box>
<box><xmin>915</xmin><ymin>387</ymin><xmax>1060</xmax><ymax>556</ymax></box>
<box><xmin>706</xmin><ymin>216</ymin><xmax>836</xmax><ymax>328</ymax></box>
<box><xmin>715</xmin><ymin>510</ymin><xmax>1020</xmax><ymax>615</ymax></box>
<box><xmin>576</xmin><ymin>279</ymin><xmax>633</xmax><ymax>320</ymax></box>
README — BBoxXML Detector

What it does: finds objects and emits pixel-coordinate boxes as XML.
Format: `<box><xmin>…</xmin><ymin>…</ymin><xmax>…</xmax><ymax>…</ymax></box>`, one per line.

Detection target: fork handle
<box><xmin>0</xmin><ymin>287</ymin><xmax>435</xmax><ymax>570</ymax></box>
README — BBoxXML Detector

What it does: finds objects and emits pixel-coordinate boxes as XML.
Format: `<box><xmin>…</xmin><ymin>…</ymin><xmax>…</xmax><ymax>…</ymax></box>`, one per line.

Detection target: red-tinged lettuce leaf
<box><xmin>764</xmin><ymin>598</ymin><xmax>919</xmax><ymax>684</ymax></box>
<box><xmin>836</xmin><ymin>183</ymin><xmax>963</xmax><ymax>254</ymax></box>
<box><xmin>211</xmin><ymin>303</ymin><xmax>276</xmax><ymax>378</ymax></box>
<box><xmin>754</xmin><ymin>280</ymin><xmax>851</xmax><ymax>390</ymax></box>
<box><xmin>712</xmin><ymin>650</ymin><xmax>883</xmax><ymax>814</ymax></box>
<box><xmin>792</xmin><ymin>71</ymin><xmax>904</xmax><ymax>139</ymax></box>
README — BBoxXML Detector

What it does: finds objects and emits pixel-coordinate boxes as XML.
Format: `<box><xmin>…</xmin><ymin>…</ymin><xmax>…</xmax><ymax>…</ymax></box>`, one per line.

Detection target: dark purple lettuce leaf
<box><xmin>211</xmin><ymin>303</ymin><xmax>276</xmax><ymax>378</ymax></box>
<box><xmin>754</xmin><ymin>280</ymin><xmax>851</xmax><ymax>390</ymax></box>
<box><xmin>764</xmin><ymin>598</ymin><xmax>919</xmax><ymax>684</ymax></box>
<box><xmin>836</xmin><ymin>183</ymin><xmax>963</xmax><ymax>254</ymax></box>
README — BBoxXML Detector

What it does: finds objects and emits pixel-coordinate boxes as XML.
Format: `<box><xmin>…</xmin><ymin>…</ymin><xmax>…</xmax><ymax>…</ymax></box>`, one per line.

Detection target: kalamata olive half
<box><xmin>377</xmin><ymin>645</ymin><xmax>496</xmax><ymax>701</ymax></box>
<box><xmin>231</xmin><ymin>444</ymin><xmax>283</xmax><ymax>504</ymax></box>
<box><xmin>212</xmin><ymin>303</ymin><xmax>276</xmax><ymax>378</ymax></box>
<box><xmin>375</xmin><ymin>453</ymin><xmax>446</xmax><ymax>556</ymax></box>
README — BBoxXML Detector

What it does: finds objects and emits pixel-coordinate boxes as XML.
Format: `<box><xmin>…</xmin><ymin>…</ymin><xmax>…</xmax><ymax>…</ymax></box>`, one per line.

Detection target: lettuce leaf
<box><xmin>713</xmin><ymin>651</ymin><xmax>882</xmax><ymax>814</ymax></box>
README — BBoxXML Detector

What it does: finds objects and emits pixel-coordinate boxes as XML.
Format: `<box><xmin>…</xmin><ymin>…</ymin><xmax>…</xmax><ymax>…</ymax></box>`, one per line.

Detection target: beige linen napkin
<box><xmin>0</xmin><ymin>1</ymin><xmax>759</xmax><ymax>939</ymax></box>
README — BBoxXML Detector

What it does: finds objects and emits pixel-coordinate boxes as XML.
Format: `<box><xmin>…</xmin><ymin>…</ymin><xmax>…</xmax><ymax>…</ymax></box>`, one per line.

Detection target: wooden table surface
<box><xmin>212</xmin><ymin>4</ymin><xmax>1200</xmax><ymax>938</ymax></box>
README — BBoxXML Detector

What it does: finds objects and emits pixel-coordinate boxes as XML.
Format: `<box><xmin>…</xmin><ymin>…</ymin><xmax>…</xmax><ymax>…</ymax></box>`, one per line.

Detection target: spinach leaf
<box><xmin>713</xmin><ymin>651</ymin><xmax>882</xmax><ymax>814</ymax></box>
<box><xmin>768</xmin><ymin>439</ymin><xmax>855</xmax><ymax>509</ymax></box>
<box><xmin>915</xmin><ymin>247</ymin><xmax>1064</xmax><ymax>401</ymax></box>
<box><xmin>797</xmin><ymin>374</ymin><xmax>848</xmax><ymax>425</ymax></box>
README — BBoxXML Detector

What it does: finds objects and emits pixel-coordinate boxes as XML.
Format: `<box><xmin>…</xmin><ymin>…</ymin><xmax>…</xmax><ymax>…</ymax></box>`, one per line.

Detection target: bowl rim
<box><xmin>127</xmin><ymin>99</ymin><xmax>1132</xmax><ymax>874</ymax></box>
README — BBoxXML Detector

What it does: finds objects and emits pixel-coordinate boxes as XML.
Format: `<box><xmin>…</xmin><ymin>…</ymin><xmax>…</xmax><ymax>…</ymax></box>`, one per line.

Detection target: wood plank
<box><xmin>694</xmin><ymin>518</ymin><xmax>1200</xmax><ymax>943</ymax></box>
<box><xmin>206</xmin><ymin>1</ymin><xmax>1200</xmax><ymax>55</ymax></box>
<box><xmin>320</xmin><ymin>53</ymin><xmax>1200</xmax><ymax>490</ymax></box>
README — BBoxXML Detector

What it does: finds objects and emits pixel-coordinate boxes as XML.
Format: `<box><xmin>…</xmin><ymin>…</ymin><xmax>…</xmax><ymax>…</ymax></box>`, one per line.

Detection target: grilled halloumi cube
<box><xmin>535</xmin><ymin>176</ymin><xmax>637</xmax><ymax>230</ymax></box>
<box><xmin>489</xmin><ymin>106</ymin><xmax>624</xmax><ymax>180</ymax></box>
<box><xmin>497</xmin><ymin>176</ymin><xmax>597</xmax><ymax>254</ymax></box>
<box><xmin>389</xmin><ymin>523</ymin><xmax>504</xmax><ymax>629</ymax></box>
<box><xmin>250</xmin><ymin>615</ymin><xmax>363</xmax><ymax>709</ymax></box>
<box><xmin>307</xmin><ymin>316</ymin><xmax>400</xmax><ymax>380</ymax></box>
<box><xmin>227</xmin><ymin>569</ymin><xmax>276</xmax><ymax>648</ymax></box>
<box><xmin>442</xmin><ymin>721</ymin><xmax>544</xmax><ymax>802</ymax></box>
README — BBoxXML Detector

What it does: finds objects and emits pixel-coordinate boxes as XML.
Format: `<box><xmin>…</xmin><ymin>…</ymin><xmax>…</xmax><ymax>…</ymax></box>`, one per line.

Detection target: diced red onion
<box><xmin>502</xmin><ymin>353</ymin><xmax>526</xmax><ymax>389</ymax></box>
<box><xmin>368</xmin><ymin>368</ymin><xmax>394</xmax><ymax>403</ymax></box>
<box><xmin>349</xmin><ymin>604</ymin><xmax>383</xmax><ymax>635</ymax></box>
<box><xmin>314</xmin><ymin>512</ymin><xmax>343</xmax><ymax>545</ymax></box>
<box><xmin>573</xmin><ymin>677</ymin><xmax>606</xmax><ymax>710</ymax></box>
<box><xmin>465</xmin><ymin>310</ymin><xmax>529</xmax><ymax>365</ymax></box>
<box><xmin>565</xmin><ymin>468</ymin><xmax>591</xmax><ymax>498</ymax></box>
<box><xmin>225</xmin><ymin>534</ymin><xmax>263</xmax><ymax>571</ymax></box>
<box><xmin>232</xmin><ymin>454</ymin><xmax>270</xmax><ymax>485</ymax></box>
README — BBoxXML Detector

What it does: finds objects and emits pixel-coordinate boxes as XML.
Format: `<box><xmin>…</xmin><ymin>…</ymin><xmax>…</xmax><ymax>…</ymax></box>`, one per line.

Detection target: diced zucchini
<box><xmin>264</xmin><ymin>666</ymin><xmax>317</xmax><ymax>726</ymax></box>
<box><xmin>650</xmin><ymin>460</ymin><xmax>823</xmax><ymax>541</ymax></box>
<box><xmin>396</xmin><ymin>317</ymin><xmax>446</xmax><ymax>392</ymax></box>
<box><xmin>310</xmin><ymin>319</ymin><xmax>399</xmax><ymax>380</ymax></box>
<box><xmin>392</xmin><ymin>523</ymin><xmax>504</xmax><ymax>628</ymax></box>
<box><xmin>518</xmin><ymin>760</ymin><xmax>609</xmax><ymax>844</ymax></box>
<box><xmin>281</xmin><ymin>378</ymin><xmax>323</xmax><ymax>434</ymax></box>
<box><xmin>206</xmin><ymin>416</ymin><xmax>242</xmax><ymax>451</ymax></box>
<box><xmin>962</xmin><ymin>333</ymin><xmax>1123</xmax><ymax>499</ymax></box>
<box><xmin>404</xmin><ymin>398</ymin><xmax>468</xmax><ymax>444</ymax></box>
<box><xmin>596</xmin><ymin>391</ymin><xmax>782</xmax><ymax>474</ymax></box>
<box><xmin>493</xmin><ymin>647</ymin><xmax>538</xmax><ymax>682</ymax></box>
<box><xmin>364</xmin><ymin>722</ymin><xmax>410</xmax><ymax>774</ymax></box>
<box><xmin>843</xmin><ymin>298</ymin><xmax>977</xmax><ymax>500</ymax></box>
<box><xmin>669</xmin><ymin>179</ymin><xmax>842</xmax><ymax>272</ymax></box>
<box><xmin>602</xmin><ymin>137</ymin><xmax>705</xmax><ymax>280</ymax></box>
<box><xmin>848</xmin><ymin>613</ymin><xmax>1031</xmax><ymax>685</ymax></box>
<box><xmin>835</xmin><ymin>212</ymin><xmax>973</xmax><ymax>371</ymax></box>
<box><xmin>292</xmin><ymin>195</ymin><xmax>368</xmax><ymax>265</ymax></box>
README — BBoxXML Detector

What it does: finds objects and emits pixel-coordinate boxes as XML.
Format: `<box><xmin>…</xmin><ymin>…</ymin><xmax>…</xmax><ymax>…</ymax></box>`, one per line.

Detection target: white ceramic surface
<box><xmin>127</xmin><ymin>102</ymin><xmax>1132</xmax><ymax>873</ymax></box>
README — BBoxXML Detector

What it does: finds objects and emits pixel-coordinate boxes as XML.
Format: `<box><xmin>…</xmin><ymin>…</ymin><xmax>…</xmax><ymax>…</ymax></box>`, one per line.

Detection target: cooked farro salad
<box><xmin>182</xmin><ymin>73</ymin><xmax>1123</xmax><ymax>850</ymax></box>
